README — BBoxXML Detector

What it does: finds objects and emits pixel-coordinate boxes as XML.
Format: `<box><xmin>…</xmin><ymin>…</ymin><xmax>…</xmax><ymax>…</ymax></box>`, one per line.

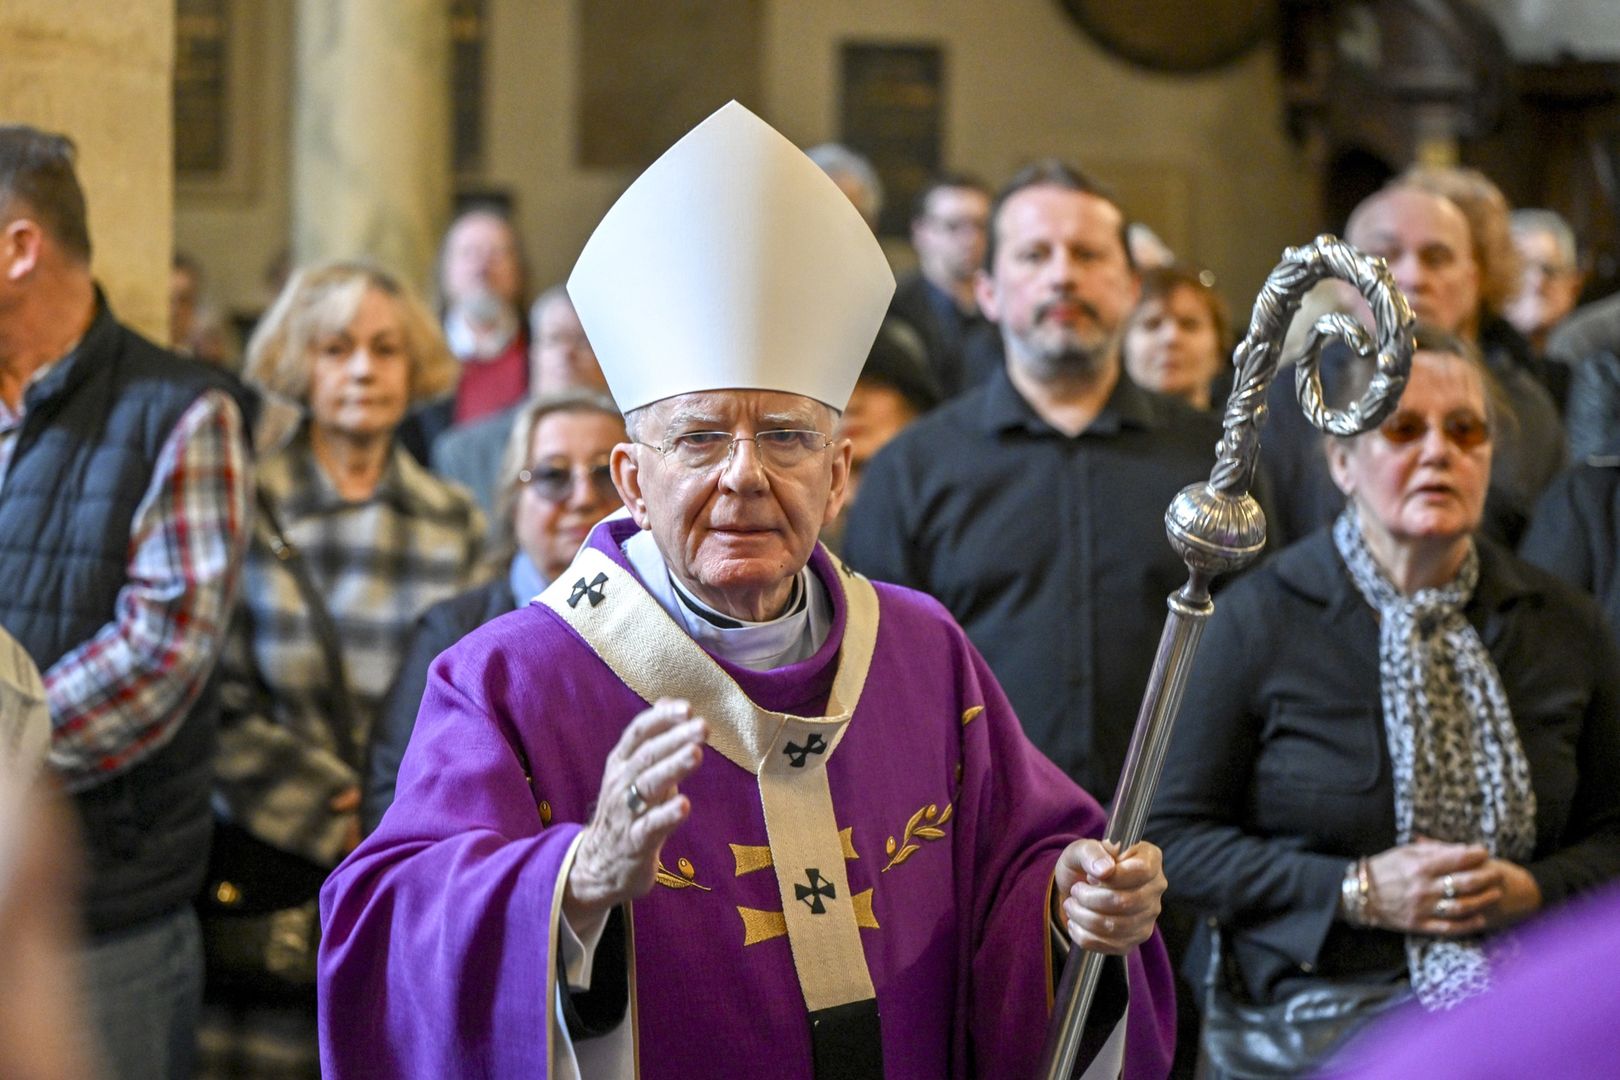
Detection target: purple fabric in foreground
<box><xmin>1325</xmin><ymin>880</ymin><xmax>1620</xmax><ymax>1078</ymax></box>
<box><xmin>318</xmin><ymin>517</ymin><xmax>1175</xmax><ymax>1078</ymax></box>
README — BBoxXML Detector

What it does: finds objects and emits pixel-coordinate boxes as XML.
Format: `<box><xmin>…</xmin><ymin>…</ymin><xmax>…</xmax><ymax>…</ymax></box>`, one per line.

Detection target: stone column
<box><xmin>292</xmin><ymin>0</ymin><xmax>452</xmax><ymax>297</ymax></box>
<box><xmin>0</xmin><ymin>0</ymin><xmax>174</xmax><ymax>342</ymax></box>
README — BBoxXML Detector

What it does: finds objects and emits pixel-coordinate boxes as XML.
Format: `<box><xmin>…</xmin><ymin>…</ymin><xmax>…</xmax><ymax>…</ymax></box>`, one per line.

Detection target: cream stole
<box><xmin>540</xmin><ymin>545</ymin><xmax>881</xmax><ymax>1016</ymax></box>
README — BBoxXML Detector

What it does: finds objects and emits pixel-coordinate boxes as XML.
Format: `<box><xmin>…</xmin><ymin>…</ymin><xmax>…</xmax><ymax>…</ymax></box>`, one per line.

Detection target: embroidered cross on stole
<box><xmin>540</xmin><ymin>545</ymin><xmax>884</xmax><ymax>1074</ymax></box>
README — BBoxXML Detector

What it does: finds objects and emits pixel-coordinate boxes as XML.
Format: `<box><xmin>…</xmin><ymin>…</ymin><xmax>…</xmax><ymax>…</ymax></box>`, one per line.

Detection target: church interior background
<box><xmin>4</xmin><ymin>0</ymin><xmax>1617</xmax><ymax>357</ymax></box>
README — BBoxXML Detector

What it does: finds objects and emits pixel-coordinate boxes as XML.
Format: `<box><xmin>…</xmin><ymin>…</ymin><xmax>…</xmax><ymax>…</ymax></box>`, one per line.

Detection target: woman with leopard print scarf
<box><xmin>1151</xmin><ymin>327</ymin><xmax>1620</xmax><ymax>1075</ymax></box>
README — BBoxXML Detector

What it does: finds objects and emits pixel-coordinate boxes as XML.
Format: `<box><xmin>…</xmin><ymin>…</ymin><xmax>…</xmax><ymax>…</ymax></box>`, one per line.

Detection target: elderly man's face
<box><xmin>1348</xmin><ymin>189</ymin><xmax>1479</xmax><ymax>337</ymax></box>
<box><xmin>1507</xmin><ymin>227</ymin><xmax>1582</xmax><ymax>340</ymax></box>
<box><xmin>441</xmin><ymin>212</ymin><xmax>523</xmax><ymax>308</ymax></box>
<box><xmin>612</xmin><ymin>390</ymin><xmax>850</xmax><ymax>622</ymax></box>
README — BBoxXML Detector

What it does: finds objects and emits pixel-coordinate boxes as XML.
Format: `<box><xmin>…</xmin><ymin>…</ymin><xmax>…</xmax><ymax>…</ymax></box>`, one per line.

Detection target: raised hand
<box><xmin>562</xmin><ymin>699</ymin><xmax>708</xmax><ymax>930</ymax></box>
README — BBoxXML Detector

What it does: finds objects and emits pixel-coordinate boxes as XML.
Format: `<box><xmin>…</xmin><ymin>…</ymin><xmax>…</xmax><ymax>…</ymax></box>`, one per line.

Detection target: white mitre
<box><xmin>567</xmin><ymin>101</ymin><xmax>896</xmax><ymax>414</ymax></box>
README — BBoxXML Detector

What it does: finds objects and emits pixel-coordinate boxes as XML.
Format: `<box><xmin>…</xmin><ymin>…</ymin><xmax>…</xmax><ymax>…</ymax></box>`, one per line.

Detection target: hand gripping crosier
<box><xmin>1037</xmin><ymin>235</ymin><xmax>1417</xmax><ymax>1078</ymax></box>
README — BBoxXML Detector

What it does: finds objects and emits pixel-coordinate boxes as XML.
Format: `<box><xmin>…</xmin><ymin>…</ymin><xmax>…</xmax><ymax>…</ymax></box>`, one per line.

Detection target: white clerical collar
<box><xmin>670</xmin><ymin>569</ymin><xmax>806</xmax><ymax>629</ymax></box>
<box><xmin>620</xmin><ymin>526</ymin><xmax>830</xmax><ymax>672</ymax></box>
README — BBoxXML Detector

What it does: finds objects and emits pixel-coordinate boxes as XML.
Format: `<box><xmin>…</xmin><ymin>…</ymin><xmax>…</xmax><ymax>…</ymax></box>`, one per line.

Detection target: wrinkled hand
<box><xmin>1365</xmin><ymin>839</ymin><xmax>1500</xmax><ymax>935</ymax></box>
<box><xmin>1055</xmin><ymin>840</ymin><xmax>1165</xmax><ymax>955</ymax></box>
<box><xmin>563</xmin><ymin>699</ymin><xmax>707</xmax><ymax>929</ymax></box>
<box><xmin>1480</xmin><ymin>857</ymin><xmax>1542</xmax><ymax>929</ymax></box>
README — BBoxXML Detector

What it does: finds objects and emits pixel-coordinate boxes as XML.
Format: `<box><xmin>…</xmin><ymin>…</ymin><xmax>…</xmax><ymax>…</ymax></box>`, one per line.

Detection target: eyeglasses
<box><xmin>518</xmin><ymin>461</ymin><xmax>616</xmax><ymax>502</ymax></box>
<box><xmin>1522</xmin><ymin>260</ymin><xmax>1576</xmax><ymax>280</ymax></box>
<box><xmin>924</xmin><ymin>214</ymin><xmax>987</xmax><ymax>235</ymax></box>
<box><xmin>639</xmin><ymin>429</ymin><xmax>835</xmax><ymax>472</ymax></box>
<box><xmin>1377</xmin><ymin>410</ymin><xmax>1491</xmax><ymax>451</ymax></box>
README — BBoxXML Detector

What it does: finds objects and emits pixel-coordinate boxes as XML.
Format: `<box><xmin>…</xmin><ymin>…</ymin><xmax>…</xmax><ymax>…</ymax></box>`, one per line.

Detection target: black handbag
<box><xmin>1199</xmin><ymin>923</ymin><xmax>1411</xmax><ymax>1079</ymax></box>
<box><xmin>199</xmin><ymin>490</ymin><xmax>361</xmax><ymax>990</ymax></box>
<box><xmin>200</xmin><ymin>820</ymin><xmax>331</xmax><ymax>917</ymax></box>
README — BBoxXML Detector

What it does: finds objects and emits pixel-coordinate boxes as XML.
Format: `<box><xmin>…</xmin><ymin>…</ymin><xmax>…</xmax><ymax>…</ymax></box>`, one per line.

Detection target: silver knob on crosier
<box><xmin>1036</xmin><ymin>235</ymin><xmax>1416</xmax><ymax>1078</ymax></box>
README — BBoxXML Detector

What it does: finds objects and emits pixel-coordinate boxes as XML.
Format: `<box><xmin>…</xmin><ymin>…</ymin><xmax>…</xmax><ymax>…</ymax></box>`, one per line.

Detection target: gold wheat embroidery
<box><xmin>654</xmin><ymin>856</ymin><xmax>711</xmax><ymax>891</ymax></box>
<box><xmin>881</xmin><ymin>801</ymin><xmax>954</xmax><ymax>872</ymax></box>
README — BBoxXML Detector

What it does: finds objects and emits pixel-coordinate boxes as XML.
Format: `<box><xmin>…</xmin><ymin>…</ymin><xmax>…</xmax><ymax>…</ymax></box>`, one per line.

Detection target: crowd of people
<box><xmin>3</xmin><ymin>94</ymin><xmax>1620</xmax><ymax>1080</ymax></box>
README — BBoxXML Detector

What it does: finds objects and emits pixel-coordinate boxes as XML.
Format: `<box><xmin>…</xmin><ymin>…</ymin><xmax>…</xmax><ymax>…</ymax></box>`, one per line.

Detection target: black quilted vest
<box><xmin>0</xmin><ymin>299</ymin><xmax>242</xmax><ymax>934</ymax></box>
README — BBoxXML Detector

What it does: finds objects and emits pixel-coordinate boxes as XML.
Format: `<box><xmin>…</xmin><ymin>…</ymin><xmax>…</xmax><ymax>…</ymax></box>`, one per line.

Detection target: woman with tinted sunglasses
<box><xmin>363</xmin><ymin>391</ymin><xmax>626</xmax><ymax>830</ymax></box>
<box><xmin>1149</xmin><ymin>325</ymin><xmax>1620</xmax><ymax>1076</ymax></box>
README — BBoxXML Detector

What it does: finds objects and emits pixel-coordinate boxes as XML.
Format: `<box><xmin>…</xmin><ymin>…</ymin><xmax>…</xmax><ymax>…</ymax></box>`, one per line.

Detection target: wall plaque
<box><xmin>175</xmin><ymin>0</ymin><xmax>231</xmax><ymax>176</ymax></box>
<box><xmin>452</xmin><ymin>0</ymin><xmax>487</xmax><ymax>175</ymax></box>
<box><xmin>578</xmin><ymin>0</ymin><xmax>764</xmax><ymax>170</ymax></box>
<box><xmin>839</xmin><ymin>43</ymin><xmax>943</xmax><ymax>238</ymax></box>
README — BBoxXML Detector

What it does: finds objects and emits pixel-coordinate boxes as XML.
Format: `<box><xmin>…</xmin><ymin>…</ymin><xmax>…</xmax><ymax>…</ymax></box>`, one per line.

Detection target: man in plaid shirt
<box><xmin>0</xmin><ymin>126</ymin><xmax>251</xmax><ymax>1080</ymax></box>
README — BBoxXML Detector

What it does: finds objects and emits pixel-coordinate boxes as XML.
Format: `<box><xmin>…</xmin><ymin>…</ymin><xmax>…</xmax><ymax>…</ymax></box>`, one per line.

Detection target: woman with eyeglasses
<box><xmin>1147</xmin><ymin>325</ymin><xmax>1620</xmax><ymax>1077</ymax></box>
<box><xmin>363</xmin><ymin>391</ymin><xmax>626</xmax><ymax>831</ymax></box>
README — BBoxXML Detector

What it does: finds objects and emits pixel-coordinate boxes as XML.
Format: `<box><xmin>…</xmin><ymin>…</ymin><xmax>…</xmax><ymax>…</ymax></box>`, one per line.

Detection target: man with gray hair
<box><xmin>806</xmin><ymin>142</ymin><xmax>884</xmax><ymax>232</ymax></box>
<box><xmin>1507</xmin><ymin>208</ymin><xmax>1584</xmax><ymax>356</ymax></box>
<box><xmin>1259</xmin><ymin>182</ymin><xmax>1565</xmax><ymax>547</ymax></box>
<box><xmin>433</xmin><ymin>284</ymin><xmax>606</xmax><ymax>518</ymax></box>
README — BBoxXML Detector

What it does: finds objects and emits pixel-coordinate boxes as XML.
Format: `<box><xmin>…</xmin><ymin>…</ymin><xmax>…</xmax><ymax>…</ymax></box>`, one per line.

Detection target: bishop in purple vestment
<box><xmin>318</xmin><ymin>101</ymin><xmax>1176</xmax><ymax>1079</ymax></box>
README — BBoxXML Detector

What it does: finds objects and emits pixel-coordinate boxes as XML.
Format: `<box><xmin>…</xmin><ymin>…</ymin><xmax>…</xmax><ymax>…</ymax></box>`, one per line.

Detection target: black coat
<box><xmin>887</xmin><ymin>273</ymin><xmax>1003</xmax><ymax>399</ymax></box>
<box><xmin>361</xmin><ymin>576</ymin><xmax>515</xmax><ymax>833</ymax></box>
<box><xmin>1520</xmin><ymin>457</ymin><xmax>1620</xmax><ymax>635</ymax></box>
<box><xmin>1149</xmin><ymin>529</ymin><xmax>1620</xmax><ymax>1004</ymax></box>
<box><xmin>1561</xmin><ymin>351</ymin><xmax>1620</xmax><ymax>463</ymax></box>
<box><xmin>0</xmin><ymin>296</ymin><xmax>246</xmax><ymax>934</ymax></box>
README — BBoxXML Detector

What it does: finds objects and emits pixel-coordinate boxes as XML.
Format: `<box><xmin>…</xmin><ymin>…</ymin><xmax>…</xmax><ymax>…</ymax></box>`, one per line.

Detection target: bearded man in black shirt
<box><xmin>844</xmin><ymin>160</ymin><xmax>1236</xmax><ymax>803</ymax></box>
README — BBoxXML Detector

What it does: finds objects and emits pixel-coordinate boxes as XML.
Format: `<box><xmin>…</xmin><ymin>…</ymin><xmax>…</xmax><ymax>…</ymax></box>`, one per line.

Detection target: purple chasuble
<box><xmin>318</xmin><ymin>516</ymin><xmax>1175</xmax><ymax>1078</ymax></box>
<box><xmin>1324</xmin><ymin>881</ymin><xmax>1620</xmax><ymax>1078</ymax></box>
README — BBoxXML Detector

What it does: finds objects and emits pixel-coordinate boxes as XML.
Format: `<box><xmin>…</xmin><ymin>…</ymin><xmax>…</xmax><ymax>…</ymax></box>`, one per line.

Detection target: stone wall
<box><xmin>2</xmin><ymin>0</ymin><xmax>173</xmax><ymax>342</ymax></box>
<box><xmin>178</xmin><ymin>0</ymin><xmax>1320</xmax><ymax>327</ymax></box>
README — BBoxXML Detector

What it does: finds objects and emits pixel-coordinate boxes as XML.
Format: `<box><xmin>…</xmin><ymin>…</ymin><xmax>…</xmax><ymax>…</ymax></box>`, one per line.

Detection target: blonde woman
<box><xmin>205</xmin><ymin>262</ymin><xmax>485</xmax><ymax>1075</ymax></box>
